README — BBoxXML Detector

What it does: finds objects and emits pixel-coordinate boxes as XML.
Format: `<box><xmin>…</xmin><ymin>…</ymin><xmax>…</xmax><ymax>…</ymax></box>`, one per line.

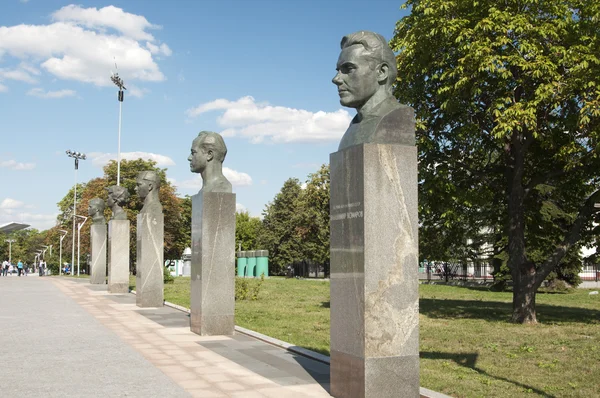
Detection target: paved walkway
<box><xmin>0</xmin><ymin>275</ymin><xmax>330</xmax><ymax>397</ymax></box>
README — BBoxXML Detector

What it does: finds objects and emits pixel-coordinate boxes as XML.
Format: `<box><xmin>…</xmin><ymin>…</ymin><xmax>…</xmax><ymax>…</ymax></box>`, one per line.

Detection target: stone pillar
<box><xmin>108</xmin><ymin>220</ymin><xmax>130</xmax><ymax>293</ymax></box>
<box><xmin>330</xmin><ymin>143</ymin><xmax>420</xmax><ymax>398</ymax></box>
<box><xmin>136</xmin><ymin>211</ymin><xmax>164</xmax><ymax>307</ymax></box>
<box><xmin>90</xmin><ymin>224</ymin><xmax>107</xmax><ymax>284</ymax></box>
<box><xmin>190</xmin><ymin>191</ymin><xmax>236</xmax><ymax>335</ymax></box>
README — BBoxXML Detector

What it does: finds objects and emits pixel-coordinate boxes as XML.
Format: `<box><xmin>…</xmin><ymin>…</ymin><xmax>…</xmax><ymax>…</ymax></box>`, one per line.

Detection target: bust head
<box><xmin>135</xmin><ymin>170</ymin><xmax>161</xmax><ymax>201</ymax></box>
<box><xmin>188</xmin><ymin>131</ymin><xmax>232</xmax><ymax>193</ymax></box>
<box><xmin>332</xmin><ymin>31</ymin><xmax>397</xmax><ymax>110</ymax></box>
<box><xmin>106</xmin><ymin>185</ymin><xmax>130</xmax><ymax>220</ymax></box>
<box><xmin>88</xmin><ymin>198</ymin><xmax>106</xmax><ymax>224</ymax></box>
<box><xmin>106</xmin><ymin>185</ymin><xmax>130</xmax><ymax>206</ymax></box>
<box><xmin>188</xmin><ymin>131</ymin><xmax>227</xmax><ymax>174</ymax></box>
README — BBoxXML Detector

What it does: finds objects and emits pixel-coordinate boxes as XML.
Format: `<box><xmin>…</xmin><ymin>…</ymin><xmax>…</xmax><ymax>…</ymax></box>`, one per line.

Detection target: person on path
<box><xmin>1</xmin><ymin>260</ymin><xmax>8</xmax><ymax>276</ymax></box>
<box><xmin>17</xmin><ymin>260</ymin><xmax>24</xmax><ymax>276</ymax></box>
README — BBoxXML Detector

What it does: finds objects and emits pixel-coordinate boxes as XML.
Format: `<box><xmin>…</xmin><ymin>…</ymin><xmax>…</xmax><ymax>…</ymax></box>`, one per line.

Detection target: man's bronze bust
<box><xmin>106</xmin><ymin>185</ymin><xmax>130</xmax><ymax>220</ymax></box>
<box><xmin>136</xmin><ymin>170</ymin><xmax>163</xmax><ymax>214</ymax></box>
<box><xmin>88</xmin><ymin>198</ymin><xmax>106</xmax><ymax>225</ymax></box>
<box><xmin>332</xmin><ymin>31</ymin><xmax>414</xmax><ymax>150</ymax></box>
<box><xmin>188</xmin><ymin>131</ymin><xmax>232</xmax><ymax>194</ymax></box>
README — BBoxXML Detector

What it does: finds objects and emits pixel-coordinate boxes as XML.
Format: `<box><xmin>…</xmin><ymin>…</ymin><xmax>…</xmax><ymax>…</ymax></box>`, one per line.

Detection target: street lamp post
<box><xmin>111</xmin><ymin>72</ymin><xmax>126</xmax><ymax>186</ymax></box>
<box><xmin>58</xmin><ymin>229</ymin><xmax>68</xmax><ymax>275</ymax></box>
<box><xmin>5</xmin><ymin>239</ymin><xmax>16</xmax><ymax>263</ymax></box>
<box><xmin>66</xmin><ymin>150</ymin><xmax>86</xmax><ymax>277</ymax></box>
<box><xmin>76</xmin><ymin>215</ymin><xmax>88</xmax><ymax>276</ymax></box>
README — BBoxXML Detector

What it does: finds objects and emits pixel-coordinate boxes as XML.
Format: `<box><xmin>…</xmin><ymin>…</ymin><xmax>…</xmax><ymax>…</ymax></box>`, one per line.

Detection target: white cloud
<box><xmin>0</xmin><ymin>67</ymin><xmax>38</xmax><ymax>83</ymax></box>
<box><xmin>223</xmin><ymin>167</ymin><xmax>252</xmax><ymax>186</ymax></box>
<box><xmin>174</xmin><ymin>167</ymin><xmax>252</xmax><ymax>191</ymax></box>
<box><xmin>88</xmin><ymin>151</ymin><xmax>175</xmax><ymax>168</ymax></box>
<box><xmin>174</xmin><ymin>175</ymin><xmax>202</xmax><ymax>190</ymax></box>
<box><xmin>236</xmin><ymin>203</ymin><xmax>246</xmax><ymax>213</ymax></box>
<box><xmin>185</xmin><ymin>96</ymin><xmax>352</xmax><ymax>144</ymax></box>
<box><xmin>0</xmin><ymin>198</ymin><xmax>25</xmax><ymax>209</ymax></box>
<box><xmin>0</xmin><ymin>5</ymin><xmax>170</xmax><ymax>87</ymax></box>
<box><xmin>27</xmin><ymin>87</ymin><xmax>76</xmax><ymax>99</ymax></box>
<box><xmin>128</xmin><ymin>85</ymin><xmax>150</xmax><ymax>98</ymax></box>
<box><xmin>0</xmin><ymin>160</ymin><xmax>36</xmax><ymax>170</ymax></box>
<box><xmin>52</xmin><ymin>5</ymin><xmax>159</xmax><ymax>42</ymax></box>
<box><xmin>19</xmin><ymin>0</ymin><xmax>30</xmax><ymax>3</ymax></box>
<box><xmin>0</xmin><ymin>83</ymin><xmax>7</xmax><ymax>92</ymax></box>
<box><xmin>146</xmin><ymin>42</ymin><xmax>172</xmax><ymax>56</ymax></box>
<box><xmin>0</xmin><ymin>207</ymin><xmax>58</xmax><ymax>231</ymax></box>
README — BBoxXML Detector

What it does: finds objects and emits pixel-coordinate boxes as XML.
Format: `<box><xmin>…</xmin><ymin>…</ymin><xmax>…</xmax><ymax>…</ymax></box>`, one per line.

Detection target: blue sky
<box><xmin>0</xmin><ymin>0</ymin><xmax>409</xmax><ymax>230</ymax></box>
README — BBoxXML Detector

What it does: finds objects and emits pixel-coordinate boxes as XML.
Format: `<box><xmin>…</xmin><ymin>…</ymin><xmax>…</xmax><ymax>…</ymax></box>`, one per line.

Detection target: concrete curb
<box><xmin>153</xmin><ymin>296</ymin><xmax>450</xmax><ymax>398</ymax></box>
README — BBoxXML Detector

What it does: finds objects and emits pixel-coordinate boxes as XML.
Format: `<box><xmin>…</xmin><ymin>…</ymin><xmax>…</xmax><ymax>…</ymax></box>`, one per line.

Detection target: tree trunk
<box><xmin>506</xmin><ymin>132</ymin><xmax>533</xmax><ymax>323</ymax></box>
<box><xmin>511</xmin><ymin>262</ymin><xmax>539</xmax><ymax>324</ymax></box>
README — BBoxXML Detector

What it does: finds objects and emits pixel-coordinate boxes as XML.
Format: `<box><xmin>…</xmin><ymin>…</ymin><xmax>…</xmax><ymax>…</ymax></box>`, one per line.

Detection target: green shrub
<box><xmin>164</xmin><ymin>267</ymin><xmax>174</xmax><ymax>284</ymax></box>
<box><xmin>235</xmin><ymin>275</ymin><xmax>264</xmax><ymax>300</ymax></box>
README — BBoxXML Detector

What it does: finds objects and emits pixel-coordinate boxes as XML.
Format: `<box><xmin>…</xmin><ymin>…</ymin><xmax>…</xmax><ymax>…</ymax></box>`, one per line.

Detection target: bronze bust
<box><xmin>188</xmin><ymin>131</ymin><xmax>232</xmax><ymax>194</ymax></box>
<box><xmin>106</xmin><ymin>185</ymin><xmax>130</xmax><ymax>220</ymax></box>
<box><xmin>332</xmin><ymin>31</ymin><xmax>414</xmax><ymax>150</ymax></box>
<box><xmin>136</xmin><ymin>170</ymin><xmax>163</xmax><ymax>214</ymax></box>
<box><xmin>88</xmin><ymin>198</ymin><xmax>106</xmax><ymax>225</ymax></box>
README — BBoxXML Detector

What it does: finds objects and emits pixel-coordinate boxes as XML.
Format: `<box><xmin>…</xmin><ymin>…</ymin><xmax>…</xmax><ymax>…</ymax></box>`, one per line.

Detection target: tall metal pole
<box><xmin>77</xmin><ymin>222</ymin><xmax>81</xmax><ymax>276</ymax></box>
<box><xmin>111</xmin><ymin>73</ymin><xmax>125</xmax><ymax>186</ymax></box>
<box><xmin>59</xmin><ymin>237</ymin><xmax>63</xmax><ymax>275</ymax></box>
<box><xmin>66</xmin><ymin>150</ymin><xmax>85</xmax><ymax>276</ymax></box>
<box><xmin>76</xmin><ymin>216</ymin><xmax>87</xmax><ymax>276</ymax></box>
<box><xmin>59</xmin><ymin>230</ymin><xmax>67</xmax><ymax>276</ymax></box>
<box><xmin>117</xmin><ymin>99</ymin><xmax>122</xmax><ymax>186</ymax></box>
<box><xmin>5</xmin><ymin>239</ymin><xmax>15</xmax><ymax>263</ymax></box>
<box><xmin>72</xmin><ymin>160</ymin><xmax>77</xmax><ymax>276</ymax></box>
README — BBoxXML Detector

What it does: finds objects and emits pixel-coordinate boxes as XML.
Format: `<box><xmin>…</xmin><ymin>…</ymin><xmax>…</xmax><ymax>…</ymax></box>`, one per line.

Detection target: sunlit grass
<box><xmin>128</xmin><ymin>276</ymin><xmax>600</xmax><ymax>397</ymax></box>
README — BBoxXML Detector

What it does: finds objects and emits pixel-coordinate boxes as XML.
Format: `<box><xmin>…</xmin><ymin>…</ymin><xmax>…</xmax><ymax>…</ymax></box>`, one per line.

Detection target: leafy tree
<box><xmin>173</xmin><ymin>196</ymin><xmax>192</xmax><ymax>256</ymax></box>
<box><xmin>3</xmin><ymin>229</ymin><xmax>43</xmax><ymax>266</ymax></box>
<box><xmin>297</xmin><ymin>164</ymin><xmax>331</xmax><ymax>267</ymax></box>
<box><xmin>257</xmin><ymin>178</ymin><xmax>304</xmax><ymax>274</ymax></box>
<box><xmin>236</xmin><ymin>211</ymin><xmax>262</xmax><ymax>251</ymax></box>
<box><xmin>392</xmin><ymin>0</ymin><xmax>600</xmax><ymax>323</ymax></box>
<box><xmin>55</xmin><ymin>159</ymin><xmax>186</xmax><ymax>273</ymax></box>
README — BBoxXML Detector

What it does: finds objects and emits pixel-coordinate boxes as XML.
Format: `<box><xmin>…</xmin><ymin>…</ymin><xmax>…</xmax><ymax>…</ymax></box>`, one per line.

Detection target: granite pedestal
<box><xmin>190</xmin><ymin>191</ymin><xmax>236</xmax><ymax>336</ymax></box>
<box><xmin>330</xmin><ymin>143</ymin><xmax>420</xmax><ymax>398</ymax></box>
<box><xmin>136</xmin><ymin>212</ymin><xmax>164</xmax><ymax>307</ymax></box>
<box><xmin>108</xmin><ymin>219</ymin><xmax>130</xmax><ymax>293</ymax></box>
<box><xmin>90</xmin><ymin>224</ymin><xmax>107</xmax><ymax>284</ymax></box>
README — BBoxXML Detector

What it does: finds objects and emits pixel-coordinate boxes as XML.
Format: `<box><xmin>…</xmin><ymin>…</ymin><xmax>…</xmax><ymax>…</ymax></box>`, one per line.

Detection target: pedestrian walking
<box><xmin>39</xmin><ymin>260</ymin><xmax>46</xmax><ymax>276</ymax></box>
<box><xmin>1</xmin><ymin>260</ymin><xmax>8</xmax><ymax>276</ymax></box>
<box><xmin>17</xmin><ymin>260</ymin><xmax>24</xmax><ymax>277</ymax></box>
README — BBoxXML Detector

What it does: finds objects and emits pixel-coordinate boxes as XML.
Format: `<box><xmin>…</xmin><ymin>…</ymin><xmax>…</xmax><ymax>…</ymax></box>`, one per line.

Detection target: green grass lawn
<box><xmin>130</xmin><ymin>276</ymin><xmax>600</xmax><ymax>397</ymax></box>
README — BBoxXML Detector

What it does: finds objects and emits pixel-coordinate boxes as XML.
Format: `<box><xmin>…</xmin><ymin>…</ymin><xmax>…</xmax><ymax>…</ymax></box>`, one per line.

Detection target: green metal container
<box><xmin>246</xmin><ymin>250</ymin><xmax>257</xmax><ymax>277</ymax></box>
<box><xmin>237</xmin><ymin>251</ymin><xmax>247</xmax><ymax>277</ymax></box>
<box><xmin>255</xmin><ymin>249</ymin><xmax>269</xmax><ymax>277</ymax></box>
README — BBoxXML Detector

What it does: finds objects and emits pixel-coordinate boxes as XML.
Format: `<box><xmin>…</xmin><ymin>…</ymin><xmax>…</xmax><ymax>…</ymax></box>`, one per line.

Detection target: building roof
<box><xmin>0</xmin><ymin>222</ymin><xmax>30</xmax><ymax>234</ymax></box>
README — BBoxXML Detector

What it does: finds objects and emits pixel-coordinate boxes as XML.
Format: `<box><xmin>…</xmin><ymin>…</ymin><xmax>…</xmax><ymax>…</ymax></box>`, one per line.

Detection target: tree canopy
<box><xmin>391</xmin><ymin>0</ymin><xmax>600</xmax><ymax>323</ymax></box>
<box><xmin>55</xmin><ymin>159</ymin><xmax>187</xmax><ymax>272</ymax></box>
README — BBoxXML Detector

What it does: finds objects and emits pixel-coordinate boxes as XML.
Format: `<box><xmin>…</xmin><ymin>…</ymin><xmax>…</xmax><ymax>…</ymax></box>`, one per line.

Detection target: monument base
<box><xmin>190</xmin><ymin>191</ymin><xmax>236</xmax><ymax>336</ymax></box>
<box><xmin>136</xmin><ymin>212</ymin><xmax>164</xmax><ymax>307</ymax></box>
<box><xmin>90</xmin><ymin>224</ymin><xmax>107</xmax><ymax>284</ymax></box>
<box><xmin>108</xmin><ymin>219</ymin><xmax>130</xmax><ymax>293</ymax></box>
<box><xmin>330</xmin><ymin>144</ymin><xmax>420</xmax><ymax>398</ymax></box>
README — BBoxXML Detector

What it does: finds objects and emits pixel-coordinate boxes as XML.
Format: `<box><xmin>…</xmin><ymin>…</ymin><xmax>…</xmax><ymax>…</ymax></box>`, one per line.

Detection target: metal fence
<box><xmin>580</xmin><ymin>263</ymin><xmax>600</xmax><ymax>282</ymax></box>
<box><xmin>418</xmin><ymin>261</ymin><xmax>494</xmax><ymax>282</ymax></box>
<box><xmin>286</xmin><ymin>260</ymin><xmax>330</xmax><ymax>279</ymax></box>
